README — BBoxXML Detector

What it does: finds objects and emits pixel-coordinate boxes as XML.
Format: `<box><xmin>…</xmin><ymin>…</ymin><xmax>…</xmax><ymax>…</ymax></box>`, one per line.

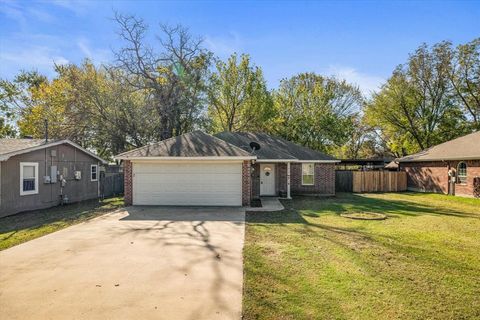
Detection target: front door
<box><xmin>260</xmin><ymin>164</ymin><xmax>276</xmax><ymax>196</ymax></box>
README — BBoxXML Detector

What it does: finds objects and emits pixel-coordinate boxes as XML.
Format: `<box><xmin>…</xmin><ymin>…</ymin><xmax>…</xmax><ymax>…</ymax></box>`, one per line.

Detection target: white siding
<box><xmin>132</xmin><ymin>161</ymin><xmax>242</xmax><ymax>206</ymax></box>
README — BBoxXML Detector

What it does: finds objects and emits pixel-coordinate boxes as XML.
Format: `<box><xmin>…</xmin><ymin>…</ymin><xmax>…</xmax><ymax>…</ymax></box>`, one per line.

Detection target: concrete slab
<box><xmin>0</xmin><ymin>206</ymin><xmax>245</xmax><ymax>320</ymax></box>
<box><xmin>248</xmin><ymin>197</ymin><xmax>285</xmax><ymax>212</ymax></box>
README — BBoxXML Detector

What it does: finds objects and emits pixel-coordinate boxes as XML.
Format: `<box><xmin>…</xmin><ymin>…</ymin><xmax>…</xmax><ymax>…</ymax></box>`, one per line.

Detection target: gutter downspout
<box><xmin>287</xmin><ymin>162</ymin><xmax>291</xmax><ymax>199</ymax></box>
<box><xmin>443</xmin><ymin>159</ymin><xmax>454</xmax><ymax>196</ymax></box>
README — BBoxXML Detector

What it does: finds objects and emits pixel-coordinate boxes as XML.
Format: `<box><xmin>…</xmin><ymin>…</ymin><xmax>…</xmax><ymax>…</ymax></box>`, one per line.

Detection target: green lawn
<box><xmin>0</xmin><ymin>197</ymin><xmax>124</xmax><ymax>251</ymax></box>
<box><xmin>243</xmin><ymin>193</ymin><xmax>480</xmax><ymax>320</ymax></box>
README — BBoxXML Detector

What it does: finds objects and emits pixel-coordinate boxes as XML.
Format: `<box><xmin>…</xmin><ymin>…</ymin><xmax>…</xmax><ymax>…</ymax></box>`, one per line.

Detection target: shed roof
<box><xmin>0</xmin><ymin>138</ymin><xmax>107</xmax><ymax>163</ymax></box>
<box><xmin>397</xmin><ymin>131</ymin><xmax>480</xmax><ymax>162</ymax></box>
<box><xmin>115</xmin><ymin>131</ymin><xmax>254</xmax><ymax>159</ymax></box>
<box><xmin>0</xmin><ymin>139</ymin><xmax>46</xmax><ymax>155</ymax></box>
<box><xmin>214</xmin><ymin>132</ymin><xmax>338</xmax><ymax>162</ymax></box>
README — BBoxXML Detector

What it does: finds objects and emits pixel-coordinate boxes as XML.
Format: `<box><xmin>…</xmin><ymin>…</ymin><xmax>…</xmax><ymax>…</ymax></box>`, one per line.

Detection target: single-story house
<box><xmin>115</xmin><ymin>131</ymin><xmax>339</xmax><ymax>207</ymax></box>
<box><xmin>397</xmin><ymin>131</ymin><xmax>480</xmax><ymax>198</ymax></box>
<box><xmin>0</xmin><ymin>139</ymin><xmax>107</xmax><ymax>217</ymax></box>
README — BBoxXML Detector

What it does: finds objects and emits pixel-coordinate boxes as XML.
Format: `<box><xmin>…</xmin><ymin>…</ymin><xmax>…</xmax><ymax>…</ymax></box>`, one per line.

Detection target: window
<box><xmin>91</xmin><ymin>164</ymin><xmax>98</xmax><ymax>181</ymax></box>
<box><xmin>302</xmin><ymin>163</ymin><xmax>315</xmax><ymax>185</ymax></box>
<box><xmin>457</xmin><ymin>162</ymin><xmax>467</xmax><ymax>184</ymax></box>
<box><xmin>20</xmin><ymin>162</ymin><xmax>38</xmax><ymax>195</ymax></box>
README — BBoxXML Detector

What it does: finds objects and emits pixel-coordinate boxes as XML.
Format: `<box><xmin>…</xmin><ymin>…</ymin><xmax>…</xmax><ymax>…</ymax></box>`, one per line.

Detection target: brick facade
<box><xmin>251</xmin><ymin>162</ymin><xmax>335</xmax><ymax>198</ymax></box>
<box><xmin>123</xmin><ymin>160</ymin><xmax>133</xmax><ymax>206</ymax></box>
<box><xmin>242</xmin><ymin>160</ymin><xmax>252</xmax><ymax>206</ymax></box>
<box><xmin>123</xmin><ymin>160</ymin><xmax>337</xmax><ymax>206</ymax></box>
<box><xmin>251</xmin><ymin>163</ymin><xmax>260</xmax><ymax>199</ymax></box>
<box><xmin>276</xmin><ymin>163</ymin><xmax>288</xmax><ymax>195</ymax></box>
<box><xmin>290</xmin><ymin>163</ymin><xmax>335</xmax><ymax>195</ymax></box>
<box><xmin>401</xmin><ymin>160</ymin><xmax>480</xmax><ymax>197</ymax></box>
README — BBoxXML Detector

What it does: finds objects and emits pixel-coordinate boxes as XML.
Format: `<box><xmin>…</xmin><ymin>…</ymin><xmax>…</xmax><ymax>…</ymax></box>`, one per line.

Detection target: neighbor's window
<box><xmin>20</xmin><ymin>162</ymin><xmax>39</xmax><ymax>195</ymax></box>
<box><xmin>91</xmin><ymin>164</ymin><xmax>98</xmax><ymax>181</ymax></box>
<box><xmin>457</xmin><ymin>162</ymin><xmax>467</xmax><ymax>184</ymax></box>
<box><xmin>302</xmin><ymin>163</ymin><xmax>315</xmax><ymax>185</ymax></box>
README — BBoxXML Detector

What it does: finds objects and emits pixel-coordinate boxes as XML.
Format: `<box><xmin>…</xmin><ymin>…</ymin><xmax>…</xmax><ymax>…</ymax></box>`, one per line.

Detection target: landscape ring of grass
<box><xmin>340</xmin><ymin>211</ymin><xmax>387</xmax><ymax>220</ymax></box>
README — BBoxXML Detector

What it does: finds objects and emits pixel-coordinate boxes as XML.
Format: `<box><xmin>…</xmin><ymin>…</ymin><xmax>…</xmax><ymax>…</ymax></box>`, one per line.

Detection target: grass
<box><xmin>243</xmin><ymin>192</ymin><xmax>480</xmax><ymax>320</ymax></box>
<box><xmin>0</xmin><ymin>197</ymin><xmax>124</xmax><ymax>251</ymax></box>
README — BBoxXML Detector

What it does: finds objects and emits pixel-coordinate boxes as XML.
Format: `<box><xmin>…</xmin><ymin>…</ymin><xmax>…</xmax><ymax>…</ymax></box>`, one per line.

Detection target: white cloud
<box><xmin>0</xmin><ymin>0</ymin><xmax>27</xmax><ymax>29</ymax></box>
<box><xmin>204</xmin><ymin>32</ymin><xmax>243</xmax><ymax>57</ymax></box>
<box><xmin>326</xmin><ymin>65</ymin><xmax>385</xmax><ymax>97</ymax></box>
<box><xmin>76</xmin><ymin>37</ymin><xmax>111</xmax><ymax>63</ymax></box>
<box><xmin>0</xmin><ymin>0</ymin><xmax>91</xmax><ymax>30</ymax></box>
<box><xmin>0</xmin><ymin>46</ymin><xmax>69</xmax><ymax>77</ymax></box>
<box><xmin>48</xmin><ymin>0</ymin><xmax>91</xmax><ymax>15</ymax></box>
<box><xmin>27</xmin><ymin>7</ymin><xmax>55</xmax><ymax>23</ymax></box>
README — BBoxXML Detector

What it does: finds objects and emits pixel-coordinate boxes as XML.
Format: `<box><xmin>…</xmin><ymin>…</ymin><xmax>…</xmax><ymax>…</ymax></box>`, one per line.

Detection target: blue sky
<box><xmin>1</xmin><ymin>0</ymin><xmax>479</xmax><ymax>95</ymax></box>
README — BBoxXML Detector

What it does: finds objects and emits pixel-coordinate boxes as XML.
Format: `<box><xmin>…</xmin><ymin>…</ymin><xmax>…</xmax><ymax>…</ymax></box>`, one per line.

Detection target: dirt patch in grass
<box><xmin>341</xmin><ymin>212</ymin><xmax>387</xmax><ymax>220</ymax></box>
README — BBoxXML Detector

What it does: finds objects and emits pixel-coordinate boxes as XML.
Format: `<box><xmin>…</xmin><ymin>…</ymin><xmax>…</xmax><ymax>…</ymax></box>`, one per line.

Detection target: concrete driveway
<box><xmin>0</xmin><ymin>207</ymin><xmax>245</xmax><ymax>320</ymax></box>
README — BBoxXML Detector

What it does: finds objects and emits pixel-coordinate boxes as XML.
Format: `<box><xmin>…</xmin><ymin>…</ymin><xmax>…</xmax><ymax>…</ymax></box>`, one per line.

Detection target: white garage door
<box><xmin>132</xmin><ymin>161</ymin><xmax>243</xmax><ymax>206</ymax></box>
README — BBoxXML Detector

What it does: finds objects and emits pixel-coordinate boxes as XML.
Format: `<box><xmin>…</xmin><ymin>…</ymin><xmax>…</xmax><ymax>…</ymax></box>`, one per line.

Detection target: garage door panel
<box><xmin>134</xmin><ymin>174</ymin><xmax>240</xmax><ymax>187</ymax></box>
<box><xmin>134</xmin><ymin>193</ymin><xmax>241</xmax><ymax>205</ymax></box>
<box><xmin>134</xmin><ymin>162</ymin><xmax>240</xmax><ymax>174</ymax></box>
<box><xmin>132</xmin><ymin>162</ymin><xmax>243</xmax><ymax>206</ymax></box>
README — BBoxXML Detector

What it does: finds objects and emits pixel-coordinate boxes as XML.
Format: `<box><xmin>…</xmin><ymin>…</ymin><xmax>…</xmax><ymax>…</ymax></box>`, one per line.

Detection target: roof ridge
<box><xmin>115</xmin><ymin>130</ymin><xmax>254</xmax><ymax>158</ymax></box>
<box><xmin>0</xmin><ymin>139</ymin><xmax>107</xmax><ymax>163</ymax></box>
<box><xmin>424</xmin><ymin>130</ymin><xmax>480</xmax><ymax>151</ymax></box>
<box><xmin>395</xmin><ymin>131</ymin><xmax>480</xmax><ymax>160</ymax></box>
<box><xmin>207</xmin><ymin>133</ymin><xmax>255</xmax><ymax>156</ymax></box>
<box><xmin>115</xmin><ymin>131</ymin><xmax>203</xmax><ymax>158</ymax></box>
<box><xmin>215</xmin><ymin>131</ymin><xmax>337</xmax><ymax>161</ymax></box>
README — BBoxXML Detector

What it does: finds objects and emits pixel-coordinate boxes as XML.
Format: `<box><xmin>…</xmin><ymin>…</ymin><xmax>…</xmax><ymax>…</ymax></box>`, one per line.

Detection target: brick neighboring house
<box><xmin>397</xmin><ymin>131</ymin><xmax>480</xmax><ymax>198</ymax></box>
<box><xmin>115</xmin><ymin>131</ymin><xmax>339</xmax><ymax>207</ymax></box>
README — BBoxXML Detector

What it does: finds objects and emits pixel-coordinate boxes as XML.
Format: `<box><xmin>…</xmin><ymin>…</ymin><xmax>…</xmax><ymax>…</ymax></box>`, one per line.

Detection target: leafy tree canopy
<box><xmin>272</xmin><ymin>73</ymin><xmax>363</xmax><ymax>154</ymax></box>
<box><xmin>207</xmin><ymin>53</ymin><xmax>274</xmax><ymax>133</ymax></box>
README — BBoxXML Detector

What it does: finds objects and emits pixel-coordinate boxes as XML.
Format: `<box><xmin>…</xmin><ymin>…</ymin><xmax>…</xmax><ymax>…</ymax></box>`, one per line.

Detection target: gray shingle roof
<box><xmin>397</xmin><ymin>131</ymin><xmax>480</xmax><ymax>162</ymax></box>
<box><xmin>115</xmin><ymin>131</ymin><xmax>254</xmax><ymax>159</ymax></box>
<box><xmin>0</xmin><ymin>138</ymin><xmax>108</xmax><ymax>163</ymax></box>
<box><xmin>0</xmin><ymin>138</ymin><xmax>47</xmax><ymax>155</ymax></box>
<box><xmin>214</xmin><ymin>132</ymin><xmax>338</xmax><ymax>161</ymax></box>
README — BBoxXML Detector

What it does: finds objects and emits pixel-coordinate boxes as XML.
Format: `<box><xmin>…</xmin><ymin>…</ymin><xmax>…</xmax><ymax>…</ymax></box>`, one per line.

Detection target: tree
<box><xmin>365</xmin><ymin>42</ymin><xmax>471</xmax><ymax>155</ymax></box>
<box><xmin>0</xmin><ymin>81</ymin><xmax>19</xmax><ymax>138</ymax></box>
<box><xmin>113</xmin><ymin>13</ymin><xmax>211</xmax><ymax>140</ymax></box>
<box><xmin>336</xmin><ymin>117</ymin><xmax>379</xmax><ymax>159</ymax></box>
<box><xmin>206</xmin><ymin>53</ymin><xmax>274</xmax><ymax>132</ymax></box>
<box><xmin>272</xmin><ymin>73</ymin><xmax>362</xmax><ymax>153</ymax></box>
<box><xmin>447</xmin><ymin>38</ymin><xmax>480</xmax><ymax>128</ymax></box>
<box><xmin>0</xmin><ymin>71</ymin><xmax>47</xmax><ymax>138</ymax></box>
<box><xmin>14</xmin><ymin>61</ymin><xmax>157</xmax><ymax>158</ymax></box>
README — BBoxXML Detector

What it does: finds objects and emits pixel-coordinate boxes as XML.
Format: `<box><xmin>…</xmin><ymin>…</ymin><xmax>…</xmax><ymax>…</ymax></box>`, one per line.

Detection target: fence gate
<box><xmin>100</xmin><ymin>172</ymin><xmax>124</xmax><ymax>198</ymax></box>
<box><xmin>336</xmin><ymin>171</ymin><xmax>353</xmax><ymax>192</ymax></box>
<box><xmin>474</xmin><ymin>176</ymin><xmax>480</xmax><ymax>198</ymax></box>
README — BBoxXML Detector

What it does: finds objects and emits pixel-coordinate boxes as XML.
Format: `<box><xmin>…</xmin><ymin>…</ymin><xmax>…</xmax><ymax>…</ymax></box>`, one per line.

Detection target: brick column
<box><xmin>242</xmin><ymin>160</ymin><xmax>252</xmax><ymax>206</ymax></box>
<box><xmin>124</xmin><ymin>160</ymin><xmax>133</xmax><ymax>206</ymax></box>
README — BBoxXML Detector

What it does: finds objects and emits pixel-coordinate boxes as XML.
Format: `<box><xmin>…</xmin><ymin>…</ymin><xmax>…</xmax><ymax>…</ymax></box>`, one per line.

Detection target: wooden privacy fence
<box><xmin>336</xmin><ymin>171</ymin><xmax>407</xmax><ymax>193</ymax></box>
<box><xmin>100</xmin><ymin>172</ymin><xmax>124</xmax><ymax>198</ymax></box>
